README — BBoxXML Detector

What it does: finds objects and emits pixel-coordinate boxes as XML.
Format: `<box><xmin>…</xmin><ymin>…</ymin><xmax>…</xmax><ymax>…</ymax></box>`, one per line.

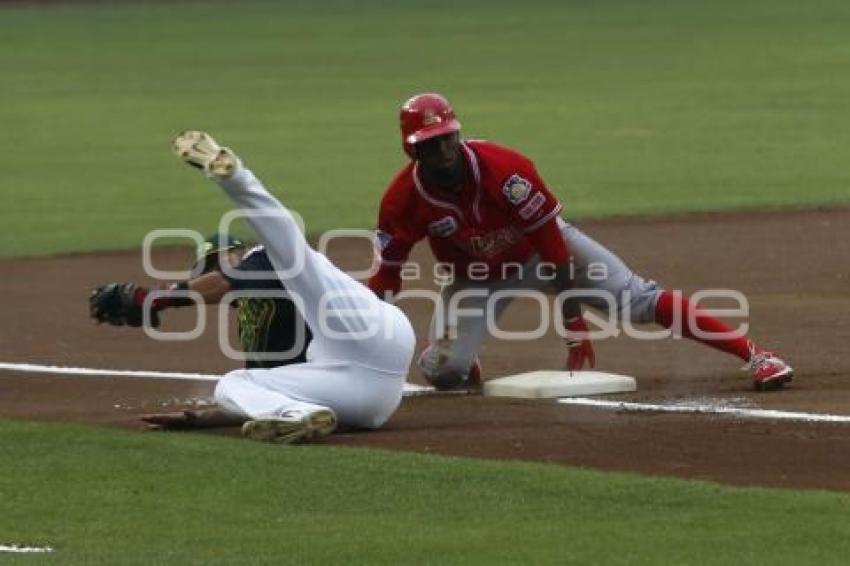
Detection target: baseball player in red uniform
<box><xmin>369</xmin><ymin>93</ymin><xmax>793</xmax><ymax>392</ymax></box>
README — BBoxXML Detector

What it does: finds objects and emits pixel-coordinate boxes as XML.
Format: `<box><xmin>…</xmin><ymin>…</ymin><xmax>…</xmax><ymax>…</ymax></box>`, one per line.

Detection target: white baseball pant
<box><xmin>212</xmin><ymin>166</ymin><xmax>416</xmax><ymax>428</ymax></box>
<box><xmin>419</xmin><ymin>218</ymin><xmax>662</xmax><ymax>382</ymax></box>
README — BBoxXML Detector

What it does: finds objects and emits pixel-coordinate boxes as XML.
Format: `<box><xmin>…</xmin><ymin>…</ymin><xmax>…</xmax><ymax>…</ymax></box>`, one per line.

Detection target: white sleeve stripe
<box><xmin>523</xmin><ymin>203</ymin><xmax>562</xmax><ymax>233</ymax></box>
<box><xmin>379</xmin><ymin>259</ymin><xmax>405</xmax><ymax>267</ymax></box>
<box><xmin>241</xmin><ymin>244</ymin><xmax>265</xmax><ymax>260</ymax></box>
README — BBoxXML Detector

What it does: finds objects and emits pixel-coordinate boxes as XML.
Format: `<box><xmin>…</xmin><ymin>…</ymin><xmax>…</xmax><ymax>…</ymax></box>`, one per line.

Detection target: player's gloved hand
<box><xmin>565</xmin><ymin>315</ymin><xmax>595</xmax><ymax>371</ymax></box>
<box><xmin>89</xmin><ymin>282</ymin><xmax>161</xmax><ymax>328</ymax></box>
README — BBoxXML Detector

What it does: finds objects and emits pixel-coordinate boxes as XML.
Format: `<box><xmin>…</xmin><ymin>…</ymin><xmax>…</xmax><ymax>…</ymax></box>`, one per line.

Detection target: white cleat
<box><xmin>241</xmin><ymin>408</ymin><xmax>338</xmax><ymax>444</ymax></box>
<box><xmin>172</xmin><ymin>130</ymin><xmax>240</xmax><ymax>179</ymax></box>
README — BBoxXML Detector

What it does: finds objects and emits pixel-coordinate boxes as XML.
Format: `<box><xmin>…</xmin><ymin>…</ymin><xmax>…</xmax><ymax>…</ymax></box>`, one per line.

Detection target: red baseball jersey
<box><xmin>369</xmin><ymin>140</ymin><xmax>569</xmax><ymax>295</ymax></box>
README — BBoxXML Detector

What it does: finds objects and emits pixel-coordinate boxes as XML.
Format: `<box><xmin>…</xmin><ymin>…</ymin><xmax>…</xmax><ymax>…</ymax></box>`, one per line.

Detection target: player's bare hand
<box><xmin>141</xmin><ymin>411</ymin><xmax>193</xmax><ymax>430</ymax></box>
<box><xmin>141</xmin><ymin>409</ymin><xmax>244</xmax><ymax>430</ymax></box>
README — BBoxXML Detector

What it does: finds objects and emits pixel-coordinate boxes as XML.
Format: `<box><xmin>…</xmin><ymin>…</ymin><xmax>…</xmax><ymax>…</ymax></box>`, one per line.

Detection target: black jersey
<box><xmin>223</xmin><ymin>245</ymin><xmax>312</xmax><ymax>369</ymax></box>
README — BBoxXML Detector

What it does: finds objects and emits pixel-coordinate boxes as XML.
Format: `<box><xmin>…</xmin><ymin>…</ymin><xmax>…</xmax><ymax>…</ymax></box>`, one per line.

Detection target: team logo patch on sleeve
<box><xmin>376</xmin><ymin>230</ymin><xmax>392</xmax><ymax>250</ymax></box>
<box><xmin>502</xmin><ymin>174</ymin><xmax>533</xmax><ymax>205</ymax></box>
<box><xmin>518</xmin><ymin>192</ymin><xmax>546</xmax><ymax>220</ymax></box>
<box><xmin>427</xmin><ymin>216</ymin><xmax>459</xmax><ymax>237</ymax></box>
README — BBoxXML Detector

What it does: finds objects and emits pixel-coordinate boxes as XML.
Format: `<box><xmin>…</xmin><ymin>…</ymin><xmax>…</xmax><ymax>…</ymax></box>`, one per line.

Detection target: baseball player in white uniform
<box><xmin>173</xmin><ymin>131</ymin><xmax>416</xmax><ymax>444</ymax></box>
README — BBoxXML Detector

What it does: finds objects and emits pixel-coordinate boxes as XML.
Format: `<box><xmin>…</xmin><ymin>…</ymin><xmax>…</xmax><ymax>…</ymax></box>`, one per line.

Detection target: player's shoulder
<box><xmin>380</xmin><ymin>161</ymin><xmax>417</xmax><ymax>211</ymax></box>
<box><xmin>466</xmin><ymin>140</ymin><xmax>545</xmax><ymax>206</ymax></box>
<box><xmin>464</xmin><ymin>139</ymin><xmax>536</xmax><ymax>170</ymax></box>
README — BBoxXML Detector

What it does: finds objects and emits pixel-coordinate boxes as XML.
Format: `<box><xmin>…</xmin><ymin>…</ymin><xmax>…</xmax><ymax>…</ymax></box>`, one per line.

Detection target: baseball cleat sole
<box><xmin>754</xmin><ymin>371</ymin><xmax>794</xmax><ymax>392</ymax></box>
<box><xmin>172</xmin><ymin>130</ymin><xmax>238</xmax><ymax>179</ymax></box>
<box><xmin>241</xmin><ymin>409</ymin><xmax>337</xmax><ymax>444</ymax></box>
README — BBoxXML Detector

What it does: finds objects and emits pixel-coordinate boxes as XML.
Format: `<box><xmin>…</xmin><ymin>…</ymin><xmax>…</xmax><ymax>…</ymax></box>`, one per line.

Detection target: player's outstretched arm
<box><xmin>183</xmin><ymin>271</ymin><xmax>233</xmax><ymax>304</ymax></box>
<box><xmin>88</xmin><ymin>274</ymin><xmax>232</xmax><ymax>328</ymax></box>
<box><xmin>141</xmin><ymin>408</ymin><xmax>244</xmax><ymax>431</ymax></box>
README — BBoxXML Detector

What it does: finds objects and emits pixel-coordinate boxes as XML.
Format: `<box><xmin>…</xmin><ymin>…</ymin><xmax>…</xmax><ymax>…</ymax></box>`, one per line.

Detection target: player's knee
<box><xmin>417</xmin><ymin>345</ymin><xmax>473</xmax><ymax>390</ymax></box>
<box><xmin>620</xmin><ymin>276</ymin><xmax>662</xmax><ymax>323</ymax></box>
<box><xmin>213</xmin><ymin>369</ymin><xmax>252</xmax><ymax>415</ymax></box>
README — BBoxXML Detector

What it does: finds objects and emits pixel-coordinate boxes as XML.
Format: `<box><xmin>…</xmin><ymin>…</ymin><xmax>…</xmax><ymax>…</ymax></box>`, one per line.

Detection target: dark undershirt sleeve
<box><xmin>223</xmin><ymin>247</ymin><xmax>285</xmax><ymax>291</ymax></box>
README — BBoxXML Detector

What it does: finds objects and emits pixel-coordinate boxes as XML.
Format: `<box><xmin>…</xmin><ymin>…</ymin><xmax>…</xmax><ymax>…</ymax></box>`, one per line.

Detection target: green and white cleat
<box><xmin>172</xmin><ymin>130</ymin><xmax>239</xmax><ymax>179</ymax></box>
<box><xmin>241</xmin><ymin>408</ymin><xmax>338</xmax><ymax>444</ymax></box>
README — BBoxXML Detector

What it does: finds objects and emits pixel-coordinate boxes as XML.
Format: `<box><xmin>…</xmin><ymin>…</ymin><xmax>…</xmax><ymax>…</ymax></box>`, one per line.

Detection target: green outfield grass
<box><xmin>0</xmin><ymin>419</ymin><xmax>847</xmax><ymax>565</ymax></box>
<box><xmin>1</xmin><ymin>0</ymin><xmax>849</xmax><ymax>257</ymax></box>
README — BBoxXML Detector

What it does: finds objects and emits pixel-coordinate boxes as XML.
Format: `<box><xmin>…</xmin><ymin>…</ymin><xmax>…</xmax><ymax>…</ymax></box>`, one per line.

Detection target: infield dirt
<box><xmin>2</xmin><ymin>208</ymin><xmax>849</xmax><ymax>490</ymax></box>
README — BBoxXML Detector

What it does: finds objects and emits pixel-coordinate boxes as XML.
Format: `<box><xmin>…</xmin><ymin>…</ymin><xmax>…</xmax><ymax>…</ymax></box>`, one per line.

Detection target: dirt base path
<box><xmin>2</xmin><ymin>208</ymin><xmax>849</xmax><ymax>490</ymax></box>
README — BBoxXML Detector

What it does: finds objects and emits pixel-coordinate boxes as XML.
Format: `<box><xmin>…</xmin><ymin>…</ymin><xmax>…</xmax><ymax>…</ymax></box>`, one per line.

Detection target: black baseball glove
<box><xmin>89</xmin><ymin>282</ymin><xmax>160</xmax><ymax>327</ymax></box>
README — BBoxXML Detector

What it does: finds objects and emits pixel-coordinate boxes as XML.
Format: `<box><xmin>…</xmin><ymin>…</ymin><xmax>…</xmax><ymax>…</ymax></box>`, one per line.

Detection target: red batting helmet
<box><xmin>400</xmin><ymin>93</ymin><xmax>462</xmax><ymax>158</ymax></box>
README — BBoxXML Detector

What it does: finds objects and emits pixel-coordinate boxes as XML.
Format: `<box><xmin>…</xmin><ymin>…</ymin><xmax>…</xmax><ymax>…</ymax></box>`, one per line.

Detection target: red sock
<box><xmin>654</xmin><ymin>290</ymin><xmax>751</xmax><ymax>361</ymax></box>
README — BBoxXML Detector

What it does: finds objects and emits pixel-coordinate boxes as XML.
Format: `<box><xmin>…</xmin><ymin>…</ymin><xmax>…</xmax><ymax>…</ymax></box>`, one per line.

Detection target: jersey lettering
<box><xmin>468</xmin><ymin>227</ymin><xmax>523</xmax><ymax>258</ymax></box>
<box><xmin>427</xmin><ymin>216</ymin><xmax>459</xmax><ymax>237</ymax></box>
<box><xmin>518</xmin><ymin>192</ymin><xmax>546</xmax><ymax>220</ymax></box>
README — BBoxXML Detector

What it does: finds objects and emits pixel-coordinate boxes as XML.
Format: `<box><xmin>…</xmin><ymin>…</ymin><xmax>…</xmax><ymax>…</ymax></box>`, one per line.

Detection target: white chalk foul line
<box><xmin>3</xmin><ymin>362</ymin><xmax>847</xmax><ymax>421</ymax></box>
<box><xmin>0</xmin><ymin>362</ymin><xmax>219</xmax><ymax>382</ymax></box>
<box><xmin>0</xmin><ymin>361</ymin><xmax>435</xmax><ymax>396</ymax></box>
<box><xmin>0</xmin><ymin>544</ymin><xmax>54</xmax><ymax>554</ymax></box>
<box><xmin>560</xmin><ymin>397</ymin><xmax>850</xmax><ymax>424</ymax></box>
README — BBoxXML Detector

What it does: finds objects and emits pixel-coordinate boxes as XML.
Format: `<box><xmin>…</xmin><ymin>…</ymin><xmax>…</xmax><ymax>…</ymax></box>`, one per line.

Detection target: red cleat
<box><xmin>745</xmin><ymin>344</ymin><xmax>793</xmax><ymax>391</ymax></box>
